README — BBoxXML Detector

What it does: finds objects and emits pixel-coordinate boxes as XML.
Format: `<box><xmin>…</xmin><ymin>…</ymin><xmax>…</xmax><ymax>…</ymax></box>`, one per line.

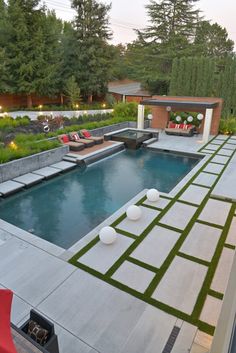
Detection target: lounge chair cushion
<box><xmin>82</xmin><ymin>130</ymin><xmax>91</xmax><ymax>138</ymax></box>
<box><xmin>28</xmin><ymin>320</ymin><xmax>49</xmax><ymax>346</ymax></box>
<box><xmin>62</xmin><ymin>135</ymin><xmax>69</xmax><ymax>143</ymax></box>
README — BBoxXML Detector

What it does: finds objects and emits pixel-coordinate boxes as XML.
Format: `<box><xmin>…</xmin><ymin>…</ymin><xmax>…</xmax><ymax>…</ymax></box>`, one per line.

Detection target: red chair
<box><xmin>0</xmin><ymin>289</ymin><xmax>17</xmax><ymax>353</ymax></box>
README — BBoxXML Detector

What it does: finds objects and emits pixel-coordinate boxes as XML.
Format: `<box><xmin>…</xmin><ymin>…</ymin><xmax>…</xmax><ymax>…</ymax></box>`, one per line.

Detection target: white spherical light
<box><xmin>147</xmin><ymin>114</ymin><xmax>153</xmax><ymax>120</ymax></box>
<box><xmin>126</xmin><ymin>205</ymin><xmax>142</xmax><ymax>221</ymax></box>
<box><xmin>147</xmin><ymin>189</ymin><xmax>160</xmax><ymax>202</ymax></box>
<box><xmin>197</xmin><ymin>113</ymin><xmax>204</xmax><ymax>121</ymax></box>
<box><xmin>187</xmin><ymin>116</ymin><xmax>194</xmax><ymax>123</ymax></box>
<box><xmin>99</xmin><ymin>226</ymin><xmax>117</xmax><ymax>245</ymax></box>
<box><xmin>176</xmin><ymin>116</ymin><xmax>182</xmax><ymax>122</ymax></box>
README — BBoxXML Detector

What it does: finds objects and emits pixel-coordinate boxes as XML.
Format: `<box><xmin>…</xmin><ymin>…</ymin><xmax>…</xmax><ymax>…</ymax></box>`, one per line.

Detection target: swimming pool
<box><xmin>0</xmin><ymin>149</ymin><xmax>201</xmax><ymax>249</ymax></box>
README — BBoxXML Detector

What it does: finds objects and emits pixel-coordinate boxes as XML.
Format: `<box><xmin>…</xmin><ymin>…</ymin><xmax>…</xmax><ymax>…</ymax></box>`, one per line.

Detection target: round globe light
<box><xmin>99</xmin><ymin>226</ymin><xmax>117</xmax><ymax>245</ymax></box>
<box><xmin>187</xmin><ymin>116</ymin><xmax>194</xmax><ymax>123</ymax></box>
<box><xmin>126</xmin><ymin>205</ymin><xmax>142</xmax><ymax>221</ymax></box>
<box><xmin>176</xmin><ymin>116</ymin><xmax>182</xmax><ymax>122</ymax></box>
<box><xmin>147</xmin><ymin>189</ymin><xmax>160</xmax><ymax>202</ymax></box>
<box><xmin>197</xmin><ymin>113</ymin><xmax>204</xmax><ymax>121</ymax></box>
<box><xmin>147</xmin><ymin>114</ymin><xmax>153</xmax><ymax>120</ymax></box>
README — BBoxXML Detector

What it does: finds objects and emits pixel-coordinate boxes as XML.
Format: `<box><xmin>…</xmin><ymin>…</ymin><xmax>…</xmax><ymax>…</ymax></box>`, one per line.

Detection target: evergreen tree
<box><xmin>194</xmin><ymin>21</ymin><xmax>234</xmax><ymax>57</ymax></box>
<box><xmin>64</xmin><ymin>76</ymin><xmax>81</xmax><ymax>107</ymax></box>
<box><xmin>4</xmin><ymin>1</ymin><xmax>61</xmax><ymax>107</ymax></box>
<box><xmin>71</xmin><ymin>0</ymin><xmax>113</xmax><ymax>102</ymax></box>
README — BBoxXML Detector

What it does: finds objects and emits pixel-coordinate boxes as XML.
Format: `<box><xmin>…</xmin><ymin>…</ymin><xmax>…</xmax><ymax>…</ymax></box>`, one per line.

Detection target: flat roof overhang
<box><xmin>141</xmin><ymin>99</ymin><xmax>219</xmax><ymax>109</ymax></box>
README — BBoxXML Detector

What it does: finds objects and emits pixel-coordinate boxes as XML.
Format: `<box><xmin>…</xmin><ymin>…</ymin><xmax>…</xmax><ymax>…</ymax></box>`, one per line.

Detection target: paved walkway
<box><xmin>0</xmin><ymin>134</ymin><xmax>235</xmax><ymax>353</ymax></box>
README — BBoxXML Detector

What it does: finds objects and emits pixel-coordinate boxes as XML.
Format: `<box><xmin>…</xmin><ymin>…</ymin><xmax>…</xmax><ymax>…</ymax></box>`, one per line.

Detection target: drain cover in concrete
<box><xmin>179</xmin><ymin>185</ymin><xmax>209</xmax><ymax>206</ymax></box>
<box><xmin>198</xmin><ymin>199</ymin><xmax>231</xmax><ymax>226</ymax></box>
<box><xmin>0</xmin><ymin>180</ymin><xmax>24</xmax><ymax>196</ymax></box>
<box><xmin>159</xmin><ymin>202</ymin><xmax>197</xmax><ymax>230</ymax></box>
<box><xmin>180</xmin><ymin>223</ymin><xmax>221</xmax><ymax>262</ymax></box>
<box><xmin>13</xmin><ymin>173</ymin><xmax>44</xmax><ymax>186</ymax></box>
<box><xmin>33</xmin><ymin>167</ymin><xmax>60</xmax><ymax>178</ymax></box>
<box><xmin>112</xmin><ymin>261</ymin><xmax>156</xmax><ymax>293</ymax></box>
<box><xmin>152</xmin><ymin>256</ymin><xmax>208</xmax><ymax>314</ymax></box>
<box><xmin>131</xmin><ymin>225</ymin><xmax>181</xmax><ymax>269</ymax></box>
<box><xmin>193</xmin><ymin>173</ymin><xmax>218</xmax><ymax>188</ymax></box>
<box><xmin>50</xmin><ymin>161</ymin><xmax>77</xmax><ymax>171</ymax></box>
<box><xmin>117</xmin><ymin>206</ymin><xmax>159</xmax><ymax>236</ymax></box>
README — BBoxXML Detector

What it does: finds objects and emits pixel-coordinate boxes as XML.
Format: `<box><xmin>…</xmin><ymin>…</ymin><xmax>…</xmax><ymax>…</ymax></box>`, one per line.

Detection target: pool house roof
<box><xmin>141</xmin><ymin>98</ymin><xmax>220</xmax><ymax>109</ymax></box>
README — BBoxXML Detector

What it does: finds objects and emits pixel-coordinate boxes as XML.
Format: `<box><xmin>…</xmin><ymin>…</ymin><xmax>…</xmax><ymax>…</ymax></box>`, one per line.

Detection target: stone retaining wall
<box><xmin>0</xmin><ymin>146</ymin><xmax>69</xmax><ymax>183</ymax></box>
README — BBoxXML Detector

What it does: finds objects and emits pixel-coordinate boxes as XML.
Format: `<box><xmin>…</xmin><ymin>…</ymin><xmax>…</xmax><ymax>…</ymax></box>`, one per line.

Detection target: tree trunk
<box><xmin>60</xmin><ymin>93</ymin><xmax>64</xmax><ymax>105</ymax></box>
<box><xmin>27</xmin><ymin>94</ymin><xmax>33</xmax><ymax>108</ymax></box>
<box><xmin>88</xmin><ymin>94</ymin><xmax>93</xmax><ymax>104</ymax></box>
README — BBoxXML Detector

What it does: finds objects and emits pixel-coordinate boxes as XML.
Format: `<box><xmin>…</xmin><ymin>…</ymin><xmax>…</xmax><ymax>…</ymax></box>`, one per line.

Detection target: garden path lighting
<box><xmin>147</xmin><ymin>189</ymin><xmax>160</xmax><ymax>202</ymax></box>
<box><xmin>99</xmin><ymin>226</ymin><xmax>117</xmax><ymax>244</ymax></box>
<box><xmin>126</xmin><ymin>205</ymin><xmax>142</xmax><ymax>221</ymax></box>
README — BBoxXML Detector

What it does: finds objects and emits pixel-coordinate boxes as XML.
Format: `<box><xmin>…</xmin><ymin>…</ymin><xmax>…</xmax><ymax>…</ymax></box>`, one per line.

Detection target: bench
<box><xmin>165</xmin><ymin>123</ymin><xmax>195</xmax><ymax>137</ymax></box>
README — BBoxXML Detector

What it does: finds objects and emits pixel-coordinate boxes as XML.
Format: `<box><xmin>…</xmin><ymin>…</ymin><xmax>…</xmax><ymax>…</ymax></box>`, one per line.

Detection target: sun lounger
<box><xmin>58</xmin><ymin>134</ymin><xmax>85</xmax><ymax>151</ymax></box>
<box><xmin>165</xmin><ymin>123</ymin><xmax>195</xmax><ymax>137</ymax></box>
<box><xmin>80</xmin><ymin>129</ymin><xmax>104</xmax><ymax>145</ymax></box>
<box><xmin>69</xmin><ymin>132</ymin><xmax>95</xmax><ymax>148</ymax></box>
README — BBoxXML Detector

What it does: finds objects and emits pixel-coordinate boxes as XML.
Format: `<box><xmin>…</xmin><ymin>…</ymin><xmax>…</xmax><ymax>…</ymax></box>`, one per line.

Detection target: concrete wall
<box><xmin>89</xmin><ymin>120</ymin><xmax>150</xmax><ymax>136</ymax></box>
<box><xmin>0</xmin><ymin>146</ymin><xmax>69</xmax><ymax>183</ymax></box>
<box><xmin>150</xmin><ymin>96</ymin><xmax>223</xmax><ymax>135</ymax></box>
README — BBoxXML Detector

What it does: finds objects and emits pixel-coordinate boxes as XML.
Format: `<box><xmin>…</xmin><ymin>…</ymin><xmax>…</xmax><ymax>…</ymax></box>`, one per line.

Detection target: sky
<box><xmin>44</xmin><ymin>0</ymin><xmax>236</xmax><ymax>46</ymax></box>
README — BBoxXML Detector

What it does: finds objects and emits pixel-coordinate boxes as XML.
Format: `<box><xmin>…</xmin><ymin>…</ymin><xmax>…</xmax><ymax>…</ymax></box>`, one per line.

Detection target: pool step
<box><xmin>142</xmin><ymin>137</ymin><xmax>158</xmax><ymax>147</ymax></box>
<box><xmin>63</xmin><ymin>155</ymin><xmax>79</xmax><ymax>163</ymax></box>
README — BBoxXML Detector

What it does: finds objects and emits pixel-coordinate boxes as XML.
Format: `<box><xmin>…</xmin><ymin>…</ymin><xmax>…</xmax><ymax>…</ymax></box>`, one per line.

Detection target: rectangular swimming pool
<box><xmin>0</xmin><ymin>149</ymin><xmax>201</xmax><ymax>249</ymax></box>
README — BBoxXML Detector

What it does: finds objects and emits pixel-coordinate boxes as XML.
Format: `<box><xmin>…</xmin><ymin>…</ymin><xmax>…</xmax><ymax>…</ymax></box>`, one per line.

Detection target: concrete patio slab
<box><xmin>210</xmin><ymin>140</ymin><xmax>225</xmax><ymax>145</ymax></box>
<box><xmin>0</xmin><ymin>238</ymin><xmax>75</xmax><ymax>306</ymax></box>
<box><xmin>211</xmin><ymin>247</ymin><xmax>235</xmax><ymax>294</ymax></box>
<box><xmin>0</xmin><ymin>180</ymin><xmax>24</xmax><ymax>196</ymax></box>
<box><xmin>118</xmin><ymin>305</ymin><xmax>177</xmax><ymax>353</ymax></box>
<box><xmin>203</xmin><ymin>163</ymin><xmax>224</xmax><ymax>175</ymax></box>
<box><xmin>143</xmin><ymin>197</ymin><xmax>171</xmax><ymax>210</ymax></box>
<box><xmin>78</xmin><ymin>233</ymin><xmax>133</xmax><ymax>274</ymax></box>
<box><xmin>0</xmin><ymin>229</ymin><xmax>12</xmax><ymax>246</ymax></box>
<box><xmin>180</xmin><ymin>223</ymin><xmax>221</xmax><ymax>262</ymax></box>
<box><xmin>223</xmin><ymin>143</ymin><xmax>236</xmax><ymax>150</ymax></box>
<box><xmin>193</xmin><ymin>173</ymin><xmax>218</xmax><ymax>188</ymax></box>
<box><xmin>32</xmin><ymin>166</ymin><xmax>61</xmax><ymax>178</ymax></box>
<box><xmin>159</xmin><ymin>202</ymin><xmax>197</xmax><ymax>230</ymax></box>
<box><xmin>226</xmin><ymin>217</ymin><xmax>236</xmax><ymax>246</ymax></box>
<box><xmin>179</xmin><ymin>185</ymin><xmax>209</xmax><ymax>206</ymax></box>
<box><xmin>200</xmin><ymin>296</ymin><xmax>222</xmax><ymax>327</ymax></box>
<box><xmin>211</xmin><ymin>155</ymin><xmax>230</xmax><ymax>164</ymax></box>
<box><xmin>228</xmin><ymin>138</ymin><xmax>236</xmax><ymax>145</ymax></box>
<box><xmin>152</xmin><ymin>256</ymin><xmax>208</xmax><ymax>315</ymax></box>
<box><xmin>194</xmin><ymin>331</ymin><xmax>213</xmax><ymax>351</ymax></box>
<box><xmin>215</xmin><ymin>135</ymin><xmax>229</xmax><ymax>141</ymax></box>
<box><xmin>112</xmin><ymin>261</ymin><xmax>156</xmax><ymax>293</ymax></box>
<box><xmin>212</xmin><ymin>153</ymin><xmax>236</xmax><ymax>201</ymax></box>
<box><xmin>38</xmin><ymin>269</ymin><xmax>163</xmax><ymax>353</ymax></box>
<box><xmin>117</xmin><ymin>206</ymin><xmax>159</xmax><ymax>236</ymax></box>
<box><xmin>13</xmin><ymin>173</ymin><xmax>44</xmax><ymax>187</ymax></box>
<box><xmin>217</xmin><ymin>148</ymin><xmax>234</xmax><ymax>157</ymax></box>
<box><xmin>171</xmin><ymin>322</ymin><xmax>197</xmax><ymax>353</ymax></box>
<box><xmin>50</xmin><ymin>161</ymin><xmax>77</xmax><ymax>171</ymax></box>
<box><xmin>200</xmin><ymin>150</ymin><xmax>214</xmax><ymax>155</ymax></box>
<box><xmin>198</xmin><ymin>199</ymin><xmax>231</xmax><ymax>226</ymax></box>
<box><xmin>131</xmin><ymin>225</ymin><xmax>181</xmax><ymax>269</ymax></box>
<box><xmin>204</xmin><ymin>144</ymin><xmax>219</xmax><ymax>151</ymax></box>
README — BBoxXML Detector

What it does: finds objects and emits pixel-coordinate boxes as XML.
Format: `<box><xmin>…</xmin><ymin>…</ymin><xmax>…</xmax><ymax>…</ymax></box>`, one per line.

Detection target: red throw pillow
<box><xmin>62</xmin><ymin>135</ymin><xmax>69</xmax><ymax>143</ymax></box>
<box><xmin>175</xmin><ymin>124</ymin><xmax>180</xmax><ymax>129</ymax></box>
<box><xmin>169</xmin><ymin>123</ymin><xmax>176</xmax><ymax>128</ymax></box>
<box><xmin>83</xmin><ymin>130</ymin><xmax>91</xmax><ymax>138</ymax></box>
<box><xmin>72</xmin><ymin>133</ymin><xmax>80</xmax><ymax>141</ymax></box>
<box><xmin>187</xmin><ymin>124</ymin><xmax>193</xmax><ymax>129</ymax></box>
<box><xmin>179</xmin><ymin>124</ymin><xmax>184</xmax><ymax>129</ymax></box>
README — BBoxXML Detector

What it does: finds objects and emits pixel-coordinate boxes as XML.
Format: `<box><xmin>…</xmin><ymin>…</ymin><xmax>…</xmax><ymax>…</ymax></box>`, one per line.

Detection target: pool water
<box><xmin>111</xmin><ymin>130</ymin><xmax>151</xmax><ymax>139</ymax></box>
<box><xmin>0</xmin><ymin>149</ymin><xmax>201</xmax><ymax>249</ymax></box>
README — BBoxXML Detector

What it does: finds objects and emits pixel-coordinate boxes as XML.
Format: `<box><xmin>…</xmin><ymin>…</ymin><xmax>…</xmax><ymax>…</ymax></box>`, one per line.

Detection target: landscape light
<box><xmin>126</xmin><ymin>205</ymin><xmax>142</xmax><ymax>221</ymax></box>
<box><xmin>75</xmin><ymin>104</ymin><xmax>79</xmax><ymax>109</ymax></box>
<box><xmin>102</xmin><ymin>103</ymin><xmax>106</xmax><ymax>108</ymax></box>
<box><xmin>39</xmin><ymin>104</ymin><xmax>43</xmax><ymax>110</ymax></box>
<box><xmin>147</xmin><ymin>189</ymin><xmax>160</xmax><ymax>202</ymax></box>
<box><xmin>99</xmin><ymin>226</ymin><xmax>117</xmax><ymax>244</ymax></box>
<box><xmin>9</xmin><ymin>141</ymin><xmax>18</xmax><ymax>150</ymax></box>
<box><xmin>0</xmin><ymin>106</ymin><xmax>2</xmax><ymax>110</ymax></box>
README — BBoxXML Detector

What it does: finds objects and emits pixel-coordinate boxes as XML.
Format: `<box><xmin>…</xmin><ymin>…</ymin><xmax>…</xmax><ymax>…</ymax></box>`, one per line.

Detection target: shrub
<box><xmin>170</xmin><ymin>111</ymin><xmax>202</xmax><ymax>127</ymax></box>
<box><xmin>113</xmin><ymin>102</ymin><xmax>138</xmax><ymax>118</ymax></box>
<box><xmin>219</xmin><ymin>118</ymin><xmax>236</xmax><ymax>135</ymax></box>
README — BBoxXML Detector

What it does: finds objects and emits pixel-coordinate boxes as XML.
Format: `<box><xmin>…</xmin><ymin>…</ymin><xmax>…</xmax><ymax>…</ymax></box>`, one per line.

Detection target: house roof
<box><xmin>108</xmin><ymin>80</ymin><xmax>151</xmax><ymax>97</ymax></box>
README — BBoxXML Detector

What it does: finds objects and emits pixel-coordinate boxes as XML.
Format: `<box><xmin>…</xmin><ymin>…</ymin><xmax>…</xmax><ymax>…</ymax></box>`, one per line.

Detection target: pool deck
<box><xmin>0</xmin><ymin>133</ymin><xmax>235</xmax><ymax>353</ymax></box>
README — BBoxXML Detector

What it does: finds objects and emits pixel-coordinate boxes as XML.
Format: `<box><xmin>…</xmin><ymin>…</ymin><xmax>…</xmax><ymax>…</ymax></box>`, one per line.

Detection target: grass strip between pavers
<box><xmin>208</xmin><ymin>289</ymin><xmax>224</xmax><ymax>300</ymax></box>
<box><xmin>69</xmin><ymin>134</ymin><xmax>236</xmax><ymax>336</ymax></box>
<box><xmin>177</xmin><ymin>252</ymin><xmax>211</xmax><ymax>267</ymax></box>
